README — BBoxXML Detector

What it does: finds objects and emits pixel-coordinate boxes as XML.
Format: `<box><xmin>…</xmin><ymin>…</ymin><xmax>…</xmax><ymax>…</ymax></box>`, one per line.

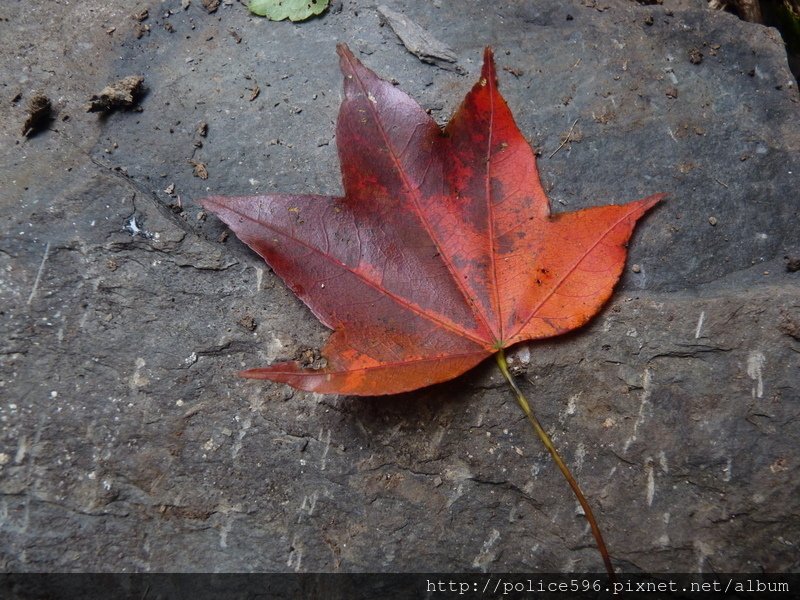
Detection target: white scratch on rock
<box><xmin>78</xmin><ymin>306</ymin><xmax>91</xmax><ymax>329</ymax></box>
<box><xmin>667</xmin><ymin>127</ymin><xmax>678</xmax><ymax>142</ymax></box>
<box><xmin>298</xmin><ymin>491</ymin><xmax>318</xmax><ymax>523</ymax></box>
<box><xmin>574</xmin><ymin>443</ymin><xmax>586</xmax><ymax>472</ymax></box>
<box><xmin>665</xmin><ymin>68</ymin><xmax>679</xmax><ymax>84</ymax></box>
<box><xmin>15</xmin><ymin>435</ymin><xmax>28</xmax><ymax>465</ymax></box>
<box><xmin>124</xmin><ymin>215</ymin><xmax>145</xmax><ymax>237</ymax></box>
<box><xmin>513</xmin><ymin>345</ymin><xmax>530</xmax><ymax>365</ymax></box>
<box><xmin>231</xmin><ymin>415</ymin><xmax>252</xmax><ymax>459</ymax></box>
<box><xmin>287</xmin><ymin>535</ymin><xmax>303</xmax><ymax>572</ymax></box>
<box><xmin>319</xmin><ymin>428</ymin><xmax>331</xmax><ymax>471</ymax></box>
<box><xmin>27</xmin><ymin>242</ymin><xmax>50</xmax><ymax>305</ymax></box>
<box><xmin>219</xmin><ymin>519</ymin><xmax>233</xmax><ymax>549</ymax></box>
<box><xmin>562</xmin><ymin>557</ymin><xmax>579</xmax><ymax>572</ymax></box>
<box><xmin>694</xmin><ymin>311</ymin><xmax>705</xmax><ymax>339</ymax></box>
<box><xmin>265</xmin><ymin>334</ymin><xmax>285</xmax><ymax>361</ymax></box>
<box><xmin>623</xmin><ymin>368</ymin><xmax>652</xmax><ymax>452</ymax></box>
<box><xmin>560</xmin><ymin>393</ymin><xmax>580</xmax><ymax>423</ymax></box>
<box><xmin>746</xmin><ymin>351</ymin><xmax>765</xmax><ymax>398</ymax></box>
<box><xmin>645</xmin><ymin>458</ymin><xmax>655</xmax><ymax>506</ymax></box>
<box><xmin>472</xmin><ymin>529</ymin><xmax>500</xmax><ymax>572</ymax></box>
<box><xmin>657</xmin><ymin>450</ymin><xmax>669</xmax><ymax>474</ymax></box>
<box><xmin>6</xmin><ymin>416</ymin><xmax>46</xmax><ymax>536</ymax></box>
<box><xmin>254</xmin><ymin>267</ymin><xmax>263</xmax><ymax>292</ymax></box>
<box><xmin>448</xmin><ymin>482</ymin><xmax>465</xmax><ymax>507</ymax></box>
<box><xmin>693</xmin><ymin>539</ymin><xmax>713</xmax><ymax>573</ymax></box>
<box><xmin>430</xmin><ymin>426</ymin><xmax>446</xmax><ymax>448</ymax></box>
<box><xmin>444</xmin><ymin>463</ymin><xmax>472</xmax><ymax>506</ymax></box>
<box><xmin>128</xmin><ymin>357</ymin><xmax>149</xmax><ymax>390</ymax></box>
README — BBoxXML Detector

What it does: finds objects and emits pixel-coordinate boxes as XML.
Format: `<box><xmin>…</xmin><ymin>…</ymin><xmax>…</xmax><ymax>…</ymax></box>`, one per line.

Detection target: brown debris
<box><xmin>194</xmin><ymin>122</ymin><xmax>208</xmax><ymax>148</ymax></box>
<box><xmin>132</xmin><ymin>10</ymin><xmax>150</xmax><ymax>38</ymax></box>
<box><xmin>86</xmin><ymin>75</ymin><xmax>145</xmax><ymax>113</ymax></box>
<box><xmin>593</xmin><ymin>109</ymin><xmax>616</xmax><ymax>124</ymax></box>
<box><xmin>689</xmin><ymin>48</ymin><xmax>703</xmax><ymax>64</ymax></box>
<box><xmin>581</xmin><ymin>0</ymin><xmax>611</xmax><ymax>11</ymax></box>
<box><xmin>21</xmin><ymin>93</ymin><xmax>53</xmax><ymax>137</ymax></box>
<box><xmin>237</xmin><ymin>315</ymin><xmax>257</xmax><ymax>332</ymax></box>
<box><xmin>189</xmin><ymin>159</ymin><xmax>208</xmax><ymax>179</ymax></box>
<box><xmin>377</xmin><ymin>5</ymin><xmax>462</xmax><ymax>73</ymax></box>
<box><xmin>502</xmin><ymin>66</ymin><xmax>524</xmax><ymax>78</ymax></box>
<box><xmin>708</xmin><ymin>0</ymin><xmax>762</xmax><ymax>23</ymax></box>
<box><xmin>202</xmin><ymin>0</ymin><xmax>220</xmax><ymax>13</ymax></box>
<box><xmin>295</xmin><ymin>347</ymin><xmax>326</xmax><ymax>370</ymax></box>
<box><xmin>134</xmin><ymin>23</ymin><xmax>151</xmax><ymax>39</ymax></box>
<box><xmin>780</xmin><ymin>311</ymin><xmax>800</xmax><ymax>340</ymax></box>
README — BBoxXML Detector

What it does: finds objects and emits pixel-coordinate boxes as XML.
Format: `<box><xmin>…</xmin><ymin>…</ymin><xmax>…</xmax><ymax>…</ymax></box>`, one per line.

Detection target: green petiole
<box><xmin>495</xmin><ymin>348</ymin><xmax>617</xmax><ymax>581</ymax></box>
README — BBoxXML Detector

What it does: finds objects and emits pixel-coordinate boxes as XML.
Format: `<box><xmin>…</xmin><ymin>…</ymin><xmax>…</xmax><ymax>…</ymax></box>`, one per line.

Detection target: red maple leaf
<box><xmin>202</xmin><ymin>44</ymin><xmax>663</xmax><ymax>396</ymax></box>
<box><xmin>203</xmin><ymin>44</ymin><xmax>666</xmax><ymax>577</ymax></box>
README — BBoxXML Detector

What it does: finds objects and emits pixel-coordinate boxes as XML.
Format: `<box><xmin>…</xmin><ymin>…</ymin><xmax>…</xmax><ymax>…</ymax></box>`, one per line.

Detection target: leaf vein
<box><xmin>216</xmin><ymin>201</ymin><xmax>489</xmax><ymax>347</ymax></box>
<box><xmin>342</xmin><ymin>50</ymin><xmax>496</xmax><ymax>344</ymax></box>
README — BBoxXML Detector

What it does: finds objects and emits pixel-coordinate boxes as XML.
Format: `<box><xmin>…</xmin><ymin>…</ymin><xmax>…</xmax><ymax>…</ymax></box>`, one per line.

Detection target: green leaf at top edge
<box><xmin>248</xmin><ymin>0</ymin><xmax>329</xmax><ymax>22</ymax></box>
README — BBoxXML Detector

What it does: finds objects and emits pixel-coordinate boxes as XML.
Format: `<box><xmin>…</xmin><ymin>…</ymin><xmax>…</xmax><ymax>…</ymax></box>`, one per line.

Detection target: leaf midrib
<box><xmin>342</xmin><ymin>51</ymin><xmax>500</xmax><ymax>346</ymax></box>
<box><xmin>252</xmin><ymin>349</ymin><xmax>488</xmax><ymax>377</ymax></box>
<box><xmin>484</xmin><ymin>67</ymin><xmax>504</xmax><ymax>343</ymax></box>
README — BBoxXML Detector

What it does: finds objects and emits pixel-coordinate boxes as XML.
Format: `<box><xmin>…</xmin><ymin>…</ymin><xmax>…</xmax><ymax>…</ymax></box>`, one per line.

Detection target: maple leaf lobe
<box><xmin>201</xmin><ymin>44</ymin><xmax>664</xmax><ymax>395</ymax></box>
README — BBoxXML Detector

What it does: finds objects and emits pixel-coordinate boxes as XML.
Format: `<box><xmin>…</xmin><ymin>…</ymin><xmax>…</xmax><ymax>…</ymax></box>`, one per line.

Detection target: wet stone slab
<box><xmin>0</xmin><ymin>0</ymin><xmax>798</xmax><ymax>572</ymax></box>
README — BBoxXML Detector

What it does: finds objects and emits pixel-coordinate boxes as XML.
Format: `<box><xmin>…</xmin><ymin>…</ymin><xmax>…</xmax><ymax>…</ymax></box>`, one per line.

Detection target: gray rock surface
<box><xmin>1</xmin><ymin>0</ymin><xmax>798</xmax><ymax>573</ymax></box>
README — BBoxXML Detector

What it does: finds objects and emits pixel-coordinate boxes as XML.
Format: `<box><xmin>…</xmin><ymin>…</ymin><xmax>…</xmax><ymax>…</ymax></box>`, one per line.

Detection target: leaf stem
<box><xmin>495</xmin><ymin>349</ymin><xmax>617</xmax><ymax>580</ymax></box>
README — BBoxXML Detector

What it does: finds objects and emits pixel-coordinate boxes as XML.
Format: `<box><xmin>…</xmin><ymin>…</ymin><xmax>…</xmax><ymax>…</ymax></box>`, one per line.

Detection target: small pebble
<box><xmin>632</xmin><ymin>264</ymin><xmax>641</xmax><ymax>273</ymax></box>
<box><xmin>708</xmin><ymin>216</ymin><xmax>718</xmax><ymax>226</ymax></box>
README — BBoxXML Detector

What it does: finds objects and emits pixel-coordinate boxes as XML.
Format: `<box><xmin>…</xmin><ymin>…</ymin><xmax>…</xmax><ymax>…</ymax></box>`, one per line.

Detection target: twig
<box><xmin>549</xmin><ymin>118</ymin><xmax>580</xmax><ymax>159</ymax></box>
